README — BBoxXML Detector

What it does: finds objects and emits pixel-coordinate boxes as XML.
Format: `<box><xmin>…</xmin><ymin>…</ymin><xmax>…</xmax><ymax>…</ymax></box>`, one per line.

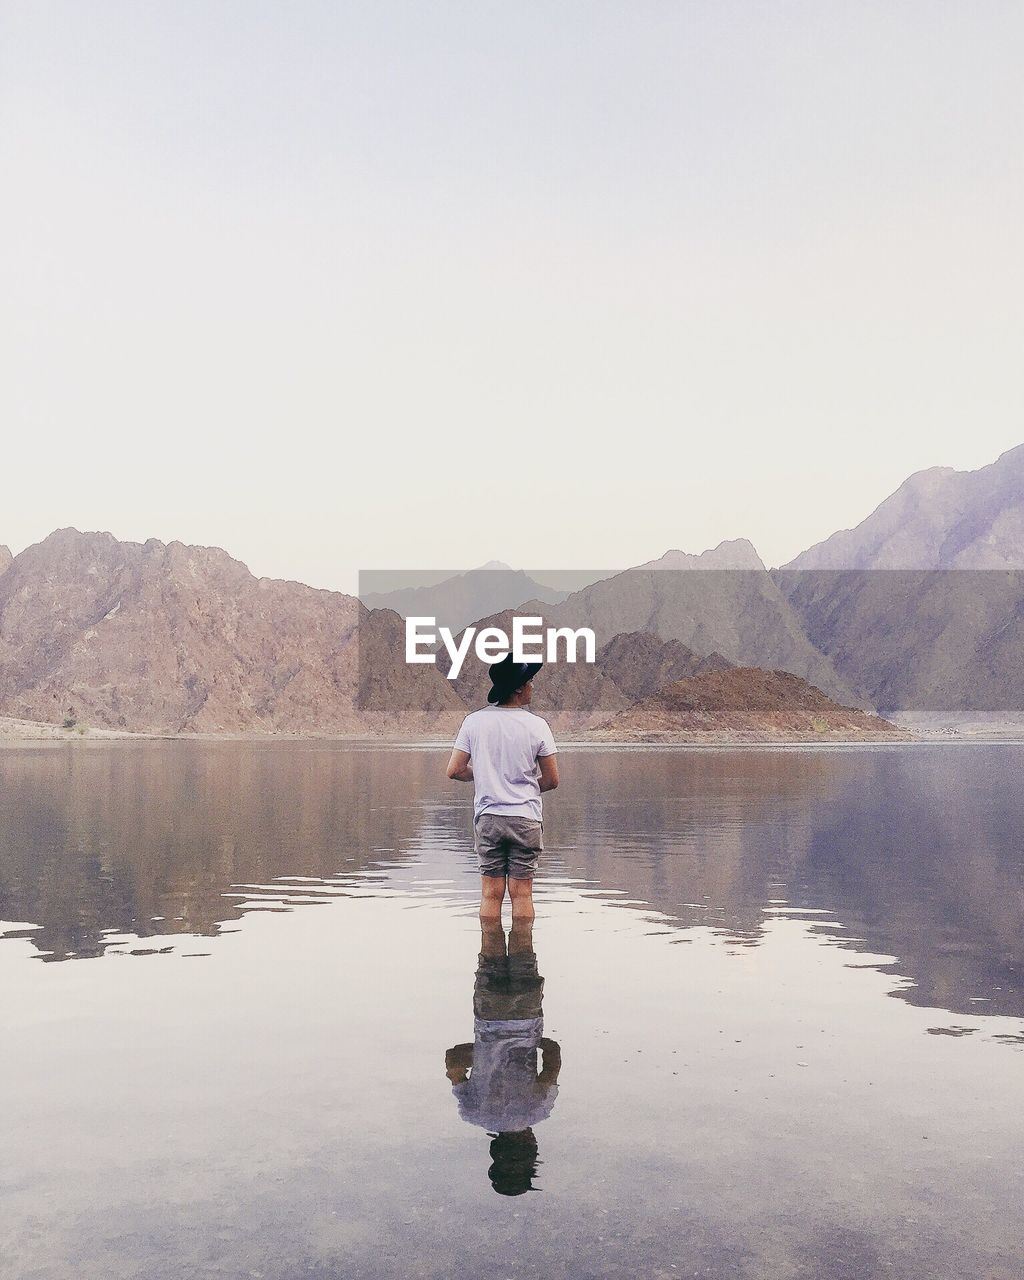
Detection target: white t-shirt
<box><xmin>452</xmin><ymin>1016</ymin><xmax>559</xmax><ymax>1133</ymax></box>
<box><xmin>453</xmin><ymin>706</ymin><xmax>558</xmax><ymax>821</ymax></box>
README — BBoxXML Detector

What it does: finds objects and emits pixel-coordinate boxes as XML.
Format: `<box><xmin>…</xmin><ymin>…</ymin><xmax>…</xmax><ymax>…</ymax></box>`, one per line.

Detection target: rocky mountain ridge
<box><xmin>0</xmin><ymin>531</ymin><xmax>885</xmax><ymax>737</ymax></box>
<box><xmin>538</xmin><ymin>560</ymin><xmax>860</xmax><ymax>708</ymax></box>
<box><xmin>4</xmin><ymin>441</ymin><xmax>1023</xmax><ymax>736</ymax></box>
<box><xmin>0</xmin><ymin>528</ymin><xmax>464</xmax><ymax>735</ymax></box>
<box><xmin>774</xmin><ymin>445</ymin><xmax>1024</xmax><ymax>716</ymax></box>
<box><xmin>636</xmin><ymin>539</ymin><xmax>766</xmax><ymax>571</ymax></box>
<box><xmin>784</xmin><ymin>444</ymin><xmax>1024</xmax><ymax>570</ymax></box>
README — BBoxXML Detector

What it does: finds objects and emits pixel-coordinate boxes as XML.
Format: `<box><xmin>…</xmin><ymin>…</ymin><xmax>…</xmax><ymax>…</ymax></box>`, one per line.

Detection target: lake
<box><xmin>2</xmin><ymin>742</ymin><xmax>1022</xmax><ymax>1279</ymax></box>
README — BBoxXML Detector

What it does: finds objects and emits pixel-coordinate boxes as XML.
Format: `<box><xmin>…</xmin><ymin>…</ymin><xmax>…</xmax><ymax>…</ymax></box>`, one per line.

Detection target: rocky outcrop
<box><xmin>590</xmin><ymin>668</ymin><xmax>905</xmax><ymax>742</ymax></box>
<box><xmin>596</xmin><ymin>631</ymin><xmax>732</xmax><ymax>702</ymax></box>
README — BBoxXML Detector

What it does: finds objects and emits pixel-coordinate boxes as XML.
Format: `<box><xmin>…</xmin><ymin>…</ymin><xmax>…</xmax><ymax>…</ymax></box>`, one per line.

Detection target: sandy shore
<box><xmin>0</xmin><ymin>716</ymin><xmax>158</xmax><ymax>742</ymax></box>
<box><xmin>3</xmin><ymin>713</ymin><xmax>1024</xmax><ymax>747</ymax></box>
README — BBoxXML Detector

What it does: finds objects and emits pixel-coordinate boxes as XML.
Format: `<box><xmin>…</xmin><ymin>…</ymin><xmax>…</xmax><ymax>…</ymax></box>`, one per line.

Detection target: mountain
<box><xmin>360</xmin><ymin>566</ymin><xmax>569</xmax><ymax>634</ymax></box>
<box><xmin>777</xmin><ymin>568</ymin><xmax>1024</xmax><ymax>719</ymax></box>
<box><xmin>539</xmin><ymin>548</ymin><xmax>860</xmax><ymax>708</ymax></box>
<box><xmin>784</xmin><ymin>444</ymin><xmax>1024</xmax><ymax>570</ymax></box>
<box><xmin>635</xmin><ymin>539</ymin><xmax>766</xmax><ymax>571</ymax></box>
<box><xmin>0</xmin><ymin>545</ymin><xmax>11</xmax><ymax>576</ymax></box>
<box><xmin>15</xmin><ymin>447</ymin><xmax>1024</xmax><ymax>736</ymax></box>
<box><xmin>0</xmin><ymin>529</ymin><xmax>876</xmax><ymax>738</ymax></box>
<box><xmin>352</xmin><ymin>606</ymin><xmax>468</xmax><ymax>734</ymax></box>
<box><xmin>596</xmin><ymin>631</ymin><xmax>732</xmax><ymax>702</ymax></box>
<box><xmin>776</xmin><ymin>443</ymin><xmax>1024</xmax><ymax>719</ymax></box>
<box><xmin>0</xmin><ymin>528</ymin><xmax>464</xmax><ymax>734</ymax></box>
<box><xmin>590</xmin><ymin>668</ymin><xmax>905</xmax><ymax>742</ymax></box>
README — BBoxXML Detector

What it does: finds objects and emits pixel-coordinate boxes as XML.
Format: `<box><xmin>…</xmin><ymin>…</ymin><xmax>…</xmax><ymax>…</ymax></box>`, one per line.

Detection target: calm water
<box><xmin>2</xmin><ymin>742</ymin><xmax>1023</xmax><ymax>1279</ymax></box>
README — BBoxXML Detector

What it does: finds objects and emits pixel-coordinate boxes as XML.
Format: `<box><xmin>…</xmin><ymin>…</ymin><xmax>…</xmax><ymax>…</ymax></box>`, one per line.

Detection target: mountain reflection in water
<box><xmin>4</xmin><ymin>741</ymin><xmax>1024</xmax><ymax>1280</ymax></box>
<box><xmin>0</xmin><ymin>741</ymin><xmax>1022</xmax><ymax>1023</ymax></box>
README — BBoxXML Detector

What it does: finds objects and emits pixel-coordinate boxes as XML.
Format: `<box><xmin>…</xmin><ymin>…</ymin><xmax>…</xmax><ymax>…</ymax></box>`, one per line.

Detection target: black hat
<box><xmin>488</xmin><ymin>1129</ymin><xmax>540</xmax><ymax>1196</ymax></box>
<box><xmin>487</xmin><ymin>654</ymin><xmax>543</xmax><ymax>704</ymax></box>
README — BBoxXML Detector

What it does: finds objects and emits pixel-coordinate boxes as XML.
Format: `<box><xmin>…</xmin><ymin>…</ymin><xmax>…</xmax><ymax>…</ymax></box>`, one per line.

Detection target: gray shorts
<box><xmin>474</xmin><ymin>814</ymin><xmax>543</xmax><ymax>880</ymax></box>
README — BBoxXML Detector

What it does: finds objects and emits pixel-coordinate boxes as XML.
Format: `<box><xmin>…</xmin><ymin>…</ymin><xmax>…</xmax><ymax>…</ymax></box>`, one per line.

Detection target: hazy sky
<box><xmin>2</xmin><ymin>1</ymin><xmax>1022</xmax><ymax>593</ymax></box>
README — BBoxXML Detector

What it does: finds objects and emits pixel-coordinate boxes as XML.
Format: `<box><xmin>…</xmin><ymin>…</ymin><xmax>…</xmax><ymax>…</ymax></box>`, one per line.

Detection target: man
<box><xmin>446</xmin><ymin>654</ymin><xmax>559</xmax><ymax>922</ymax></box>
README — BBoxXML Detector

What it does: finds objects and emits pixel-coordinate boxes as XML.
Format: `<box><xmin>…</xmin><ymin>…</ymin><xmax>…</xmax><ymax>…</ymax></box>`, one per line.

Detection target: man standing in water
<box><xmin>446</xmin><ymin>655</ymin><xmax>559</xmax><ymax>922</ymax></box>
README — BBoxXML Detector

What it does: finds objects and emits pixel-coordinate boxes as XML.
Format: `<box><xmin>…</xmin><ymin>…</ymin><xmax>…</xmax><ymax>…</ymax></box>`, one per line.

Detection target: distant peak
<box><xmin>899</xmin><ymin>465</ymin><xmax>957</xmax><ymax>490</ymax></box>
<box><xmin>783</xmin><ymin>441</ymin><xmax>1024</xmax><ymax>570</ymax></box>
<box><xmin>639</xmin><ymin>539</ymin><xmax>765</xmax><ymax>571</ymax></box>
<box><xmin>474</xmin><ymin>560</ymin><xmax>515</xmax><ymax>572</ymax></box>
<box><xmin>39</xmin><ymin>527</ymin><xmax>120</xmax><ymax>550</ymax></box>
<box><xmin>994</xmin><ymin>441</ymin><xmax>1024</xmax><ymax>467</ymax></box>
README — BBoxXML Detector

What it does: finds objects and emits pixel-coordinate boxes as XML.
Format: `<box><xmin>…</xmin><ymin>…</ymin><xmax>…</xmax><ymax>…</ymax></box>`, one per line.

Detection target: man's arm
<box><xmin>447</xmin><ymin>748</ymin><xmax>474</xmax><ymax>782</ymax></box>
<box><xmin>538</xmin><ymin>754</ymin><xmax>559</xmax><ymax>793</ymax></box>
<box><xmin>445</xmin><ymin>1042</ymin><xmax>474</xmax><ymax>1083</ymax></box>
<box><xmin>538</xmin><ymin>1037</ymin><xmax>561</xmax><ymax>1085</ymax></box>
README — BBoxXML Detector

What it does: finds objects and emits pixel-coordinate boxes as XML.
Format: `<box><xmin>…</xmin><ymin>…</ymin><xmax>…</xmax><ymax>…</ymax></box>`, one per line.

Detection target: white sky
<box><xmin>2</xmin><ymin>1</ymin><xmax>1022</xmax><ymax>593</ymax></box>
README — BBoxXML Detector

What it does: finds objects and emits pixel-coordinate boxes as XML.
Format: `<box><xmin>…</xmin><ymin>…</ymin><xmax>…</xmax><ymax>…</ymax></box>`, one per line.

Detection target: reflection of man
<box><xmin>446</xmin><ymin>655</ymin><xmax>559</xmax><ymax>923</ymax></box>
<box><xmin>445</xmin><ymin>921</ymin><xmax>562</xmax><ymax>1196</ymax></box>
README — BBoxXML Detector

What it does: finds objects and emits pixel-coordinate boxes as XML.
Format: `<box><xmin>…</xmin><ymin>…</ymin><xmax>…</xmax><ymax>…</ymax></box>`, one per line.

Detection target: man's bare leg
<box><xmin>508</xmin><ymin>876</ymin><xmax>535</xmax><ymax>923</ymax></box>
<box><xmin>480</xmin><ymin>875</ymin><xmax>507</xmax><ymax>923</ymax></box>
<box><xmin>480</xmin><ymin>918</ymin><xmax>507</xmax><ymax>957</ymax></box>
<box><xmin>508</xmin><ymin>916</ymin><xmax>533</xmax><ymax>954</ymax></box>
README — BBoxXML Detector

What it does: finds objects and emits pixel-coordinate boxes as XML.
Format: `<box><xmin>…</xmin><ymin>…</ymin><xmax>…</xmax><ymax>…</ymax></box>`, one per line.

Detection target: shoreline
<box><xmin>3</xmin><ymin>716</ymin><xmax>1024</xmax><ymax>748</ymax></box>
